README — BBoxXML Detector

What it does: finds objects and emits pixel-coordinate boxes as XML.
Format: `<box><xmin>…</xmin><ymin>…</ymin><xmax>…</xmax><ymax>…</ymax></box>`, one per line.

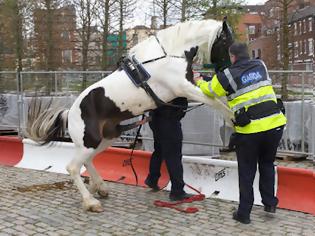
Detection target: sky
<box><xmin>132</xmin><ymin>0</ymin><xmax>268</xmax><ymax>27</ymax></box>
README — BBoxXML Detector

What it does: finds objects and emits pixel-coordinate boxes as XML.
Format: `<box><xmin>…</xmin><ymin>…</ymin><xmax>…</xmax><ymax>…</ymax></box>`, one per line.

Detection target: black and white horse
<box><xmin>27</xmin><ymin>19</ymin><xmax>234</xmax><ymax>212</ymax></box>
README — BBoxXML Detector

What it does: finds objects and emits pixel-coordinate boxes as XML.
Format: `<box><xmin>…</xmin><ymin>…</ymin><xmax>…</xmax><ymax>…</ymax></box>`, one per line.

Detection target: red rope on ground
<box><xmin>153</xmin><ymin>184</ymin><xmax>205</xmax><ymax>213</ymax></box>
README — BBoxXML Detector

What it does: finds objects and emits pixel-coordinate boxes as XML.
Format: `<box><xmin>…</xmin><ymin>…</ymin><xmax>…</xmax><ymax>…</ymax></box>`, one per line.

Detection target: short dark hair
<box><xmin>229</xmin><ymin>42</ymin><xmax>249</xmax><ymax>59</ymax></box>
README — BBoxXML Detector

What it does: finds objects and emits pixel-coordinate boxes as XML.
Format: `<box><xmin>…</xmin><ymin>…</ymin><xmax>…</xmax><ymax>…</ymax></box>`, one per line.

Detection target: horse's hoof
<box><xmin>98</xmin><ymin>189</ymin><xmax>109</xmax><ymax>199</ymax></box>
<box><xmin>89</xmin><ymin>204</ymin><xmax>104</xmax><ymax>213</ymax></box>
<box><xmin>82</xmin><ymin>198</ymin><xmax>104</xmax><ymax>213</ymax></box>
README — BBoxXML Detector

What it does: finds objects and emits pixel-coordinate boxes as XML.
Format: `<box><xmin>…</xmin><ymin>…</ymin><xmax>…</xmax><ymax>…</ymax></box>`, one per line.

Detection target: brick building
<box><xmin>249</xmin><ymin>0</ymin><xmax>315</xmax><ymax>69</ymax></box>
<box><xmin>237</xmin><ymin>5</ymin><xmax>264</xmax><ymax>42</ymax></box>
<box><xmin>33</xmin><ymin>5</ymin><xmax>77</xmax><ymax>70</ymax></box>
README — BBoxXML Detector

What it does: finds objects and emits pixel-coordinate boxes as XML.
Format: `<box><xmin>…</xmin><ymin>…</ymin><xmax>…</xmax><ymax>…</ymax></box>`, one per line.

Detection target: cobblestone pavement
<box><xmin>0</xmin><ymin>166</ymin><xmax>314</xmax><ymax>236</ymax></box>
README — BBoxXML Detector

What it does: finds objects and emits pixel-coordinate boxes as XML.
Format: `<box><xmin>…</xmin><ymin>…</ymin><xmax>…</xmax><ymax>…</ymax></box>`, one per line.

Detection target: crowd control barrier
<box><xmin>0</xmin><ymin>137</ymin><xmax>313</xmax><ymax>215</ymax></box>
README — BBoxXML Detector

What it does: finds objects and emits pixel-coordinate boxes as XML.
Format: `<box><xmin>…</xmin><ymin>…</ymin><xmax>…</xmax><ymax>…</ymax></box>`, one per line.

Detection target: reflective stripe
<box><xmin>223</xmin><ymin>68</ymin><xmax>237</xmax><ymax>92</ymax></box>
<box><xmin>260</xmin><ymin>60</ymin><xmax>272</xmax><ymax>82</ymax></box>
<box><xmin>227</xmin><ymin>80</ymin><xmax>272</xmax><ymax>101</ymax></box>
<box><xmin>208</xmin><ymin>83</ymin><xmax>217</xmax><ymax>97</ymax></box>
<box><xmin>231</xmin><ymin>94</ymin><xmax>277</xmax><ymax>112</ymax></box>
<box><xmin>250</xmin><ymin>112</ymin><xmax>281</xmax><ymax>121</ymax></box>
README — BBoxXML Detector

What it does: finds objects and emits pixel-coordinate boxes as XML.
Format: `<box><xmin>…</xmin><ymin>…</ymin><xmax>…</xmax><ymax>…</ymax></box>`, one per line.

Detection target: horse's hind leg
<box><xmin>66</xmin><ymin>147</ymin><xmax>103</xmax><ymax>212</ymax></box>
<box><xmin>84</xmin><ymin>139</ymin><xmax>114</xmax><ymax>198</ymax></box>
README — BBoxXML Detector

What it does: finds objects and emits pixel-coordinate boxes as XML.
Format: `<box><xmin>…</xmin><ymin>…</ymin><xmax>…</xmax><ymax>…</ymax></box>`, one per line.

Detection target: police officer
<box><xmin>194</xmin><ymin>42</ymin><xmax>286</xmax><ymax>224</ymax></box>
<box><xmin>145</xmin><ymin>97</ymin><xmax>192</xmax><ymax>201</ymax></box>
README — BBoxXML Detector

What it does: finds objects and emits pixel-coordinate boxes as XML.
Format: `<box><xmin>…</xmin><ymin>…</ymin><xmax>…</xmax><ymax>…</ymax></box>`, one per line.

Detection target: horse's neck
<box><xmin>129</xmin><ymin>20</ymin><xmax>222</xmax><ymax>64</ymax></box>
<box><xmin>157</xmin><ymin>20</ymin><xmax>222</xmax><ymax>61</ymax></box>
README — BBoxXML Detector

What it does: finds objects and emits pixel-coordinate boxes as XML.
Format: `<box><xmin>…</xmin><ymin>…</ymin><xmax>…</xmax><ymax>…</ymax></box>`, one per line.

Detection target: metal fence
<box><xmin>0</xmin><ymin>70</ymin><xmax>314</xmax><ymax>160</ymax></box>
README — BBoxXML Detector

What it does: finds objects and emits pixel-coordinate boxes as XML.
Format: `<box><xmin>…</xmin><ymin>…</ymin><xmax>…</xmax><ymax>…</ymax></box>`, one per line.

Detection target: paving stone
<box><xmin>0</xmin><ymin>166</ymin><xmax>314</xmax><ymax>236</ymax></box>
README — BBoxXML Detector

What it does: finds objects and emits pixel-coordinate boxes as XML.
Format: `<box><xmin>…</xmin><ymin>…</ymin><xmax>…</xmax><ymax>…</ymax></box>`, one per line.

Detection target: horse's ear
<box><xmin>185</xmin><ymin>46</ymin><xmax>199</xmax><ymax>62</ymax></box>
<box><xmin>222</xmin><ymin>17</ymin><xmax>234</xmax><ymax>40</ymax></box>
<box><xmin>223</xmin><ymin>16</ymin><xmax>228</xmax><ymax>31</ymax></box>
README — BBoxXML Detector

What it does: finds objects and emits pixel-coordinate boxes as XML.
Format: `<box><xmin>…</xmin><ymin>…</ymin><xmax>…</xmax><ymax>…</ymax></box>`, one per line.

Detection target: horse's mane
<box><xmin>129</xmin><ymin>19</ymin><xmax>222</xmax><ymax>64</ymax></box>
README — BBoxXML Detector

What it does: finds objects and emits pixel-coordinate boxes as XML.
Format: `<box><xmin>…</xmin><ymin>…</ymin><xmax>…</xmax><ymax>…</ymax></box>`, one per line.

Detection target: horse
<box><xmin>26</xmin><ymin>19</ymin><xmax>234</xmax><ymax>212</ymax></box>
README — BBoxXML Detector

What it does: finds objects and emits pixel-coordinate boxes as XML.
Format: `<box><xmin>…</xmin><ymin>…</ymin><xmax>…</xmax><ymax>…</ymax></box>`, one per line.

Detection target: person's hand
<box><xmin>193</xmin><ymin>72</ymin><xmax>203</xmax><ymax>85</ymax></box>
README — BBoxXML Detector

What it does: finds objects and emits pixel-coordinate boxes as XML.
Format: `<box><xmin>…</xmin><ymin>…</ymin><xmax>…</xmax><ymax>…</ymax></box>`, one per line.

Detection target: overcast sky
<box><xmin>131</xmin><ymin>0</ymin><xmax>268</xmax><ymax>27</ymax></box>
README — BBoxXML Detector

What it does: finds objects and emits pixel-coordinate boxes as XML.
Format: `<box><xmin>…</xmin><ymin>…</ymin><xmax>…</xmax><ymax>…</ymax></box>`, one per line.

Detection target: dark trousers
<box><xmin>235</xmin><ymin>126</ymin><xmax>284</xmax><ymax>217</ymax></box>
<box><xmin>147</xmin><ymin>116</ymin><xmax>185</xmax><ymax>195</ymax></box>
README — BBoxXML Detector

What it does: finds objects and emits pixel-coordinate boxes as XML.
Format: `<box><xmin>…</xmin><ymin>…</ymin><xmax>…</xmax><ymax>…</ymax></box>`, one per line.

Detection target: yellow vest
<box><xmin>197</xmin><ymin>74</ymin><xmax>286</xmax><ymax>134</ymax></box>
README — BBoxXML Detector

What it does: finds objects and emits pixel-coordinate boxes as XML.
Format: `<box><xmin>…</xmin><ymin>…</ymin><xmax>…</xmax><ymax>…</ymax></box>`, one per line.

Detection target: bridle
<box><xmin>140</xmin><ymin>35</ymin><xmax>185</xmax><ymax>65</ymax></box>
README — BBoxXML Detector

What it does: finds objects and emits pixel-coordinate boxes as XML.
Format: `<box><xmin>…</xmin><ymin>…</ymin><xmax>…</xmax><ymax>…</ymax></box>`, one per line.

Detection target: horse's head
<box><xmin>210</xmin><ymin>19</ymin><xmax>234</xmax><ymax>72</ymax></box>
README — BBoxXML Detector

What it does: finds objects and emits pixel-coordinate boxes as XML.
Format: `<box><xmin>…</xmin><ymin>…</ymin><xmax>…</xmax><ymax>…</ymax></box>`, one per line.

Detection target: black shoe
<box><xmin>144</xmin><ymin>178</ymin><xmax>160</xmax><ymax>191</ymax></box>
<box><xmin>169</xmin><ymin>192</ymin><xmax>194</xmax><ymax>201</ymax></box>
<box><xmin>264</xmin><ymin>205</ymin><xmax>276</xmax><ymax>213</ymax></box>
<box><xmin>232</xmin><ymin>211</ymin><xmax>251</xmax><ymax>224</ymax></box>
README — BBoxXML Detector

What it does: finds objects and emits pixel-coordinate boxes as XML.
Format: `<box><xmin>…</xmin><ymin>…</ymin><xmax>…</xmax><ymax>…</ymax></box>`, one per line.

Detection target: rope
<box><xmin>128</xmin><ymin>114</ymin><xmax>145</xmax><ymax>186</ymax></box>
<box><xmin>153</xmin><ymin>184</ymin><xmax>205</xmax><ymax>213</ymax></box>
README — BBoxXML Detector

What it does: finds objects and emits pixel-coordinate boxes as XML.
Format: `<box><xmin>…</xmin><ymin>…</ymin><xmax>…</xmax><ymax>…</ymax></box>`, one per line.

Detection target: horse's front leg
<box><xmin>179</xmin><ymin>82</ymin><xmax>234</xmax><ymax>126</ymax></box>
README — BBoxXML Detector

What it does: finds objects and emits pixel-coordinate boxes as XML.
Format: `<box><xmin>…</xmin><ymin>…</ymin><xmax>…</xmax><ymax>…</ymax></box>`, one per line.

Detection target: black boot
<box><xmin>169</xmin><ymin>192</ymin><xmax>194</xmax><ymax>201</ymax></box>
<box><xmin>264</xmin><ymin>205</ymin><xmax>276</xmax><ymax>213</ymax></box>
<box><xmin>232</xmin><ymin>211</ymin><xmax>251</xmax><ymax>224</ymax></box>
<box><xmin>144</xmin><ymin>177</ymin><xmax>160</xmax><ymax>191</ymax></box>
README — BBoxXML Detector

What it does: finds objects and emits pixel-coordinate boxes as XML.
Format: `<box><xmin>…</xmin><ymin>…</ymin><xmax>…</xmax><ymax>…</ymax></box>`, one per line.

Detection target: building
<box><xmin>33</xmin><ymin>5</ymin><xmax>77</xmax><ymax>70</ymax></box>
<box><xmin>285</xmin><ymin>5</ymin><xmax>315</xmax><ymax>69</ymax></box>
<box><xmin>125</xmin><ymin>24</ymin><xmax>157</xmax><ymax>50</ymax></box>
<box><xmin>249</xmin><ymin>1</ymin><xmax>315</xmax><ymax>69</ymax></box>
<box><xmin>237</xmin><ymin>12</ymin><xmax>263</xmax><ymax>42</ymax></box>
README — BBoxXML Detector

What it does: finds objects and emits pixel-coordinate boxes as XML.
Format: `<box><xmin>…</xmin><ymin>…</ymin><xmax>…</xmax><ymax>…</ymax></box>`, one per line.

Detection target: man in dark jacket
<box><xmin>145</xmin><ymin>97</ymin><xmax>192</xmax><ymax>201</ymax></box>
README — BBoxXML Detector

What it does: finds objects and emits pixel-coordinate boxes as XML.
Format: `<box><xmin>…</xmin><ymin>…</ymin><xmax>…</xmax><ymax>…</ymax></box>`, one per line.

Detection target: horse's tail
<box><xmin>25</xmin><ymin>98</ymin><xmax>69</xmax><ymax>145</ymax></box>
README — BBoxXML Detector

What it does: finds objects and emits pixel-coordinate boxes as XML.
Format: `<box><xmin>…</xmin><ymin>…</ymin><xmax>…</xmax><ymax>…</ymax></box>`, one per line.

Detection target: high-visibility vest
<box><xmin>197</xmin><ymin>59</ymin><xmax>286</xmax><ymax>134</ymax></box>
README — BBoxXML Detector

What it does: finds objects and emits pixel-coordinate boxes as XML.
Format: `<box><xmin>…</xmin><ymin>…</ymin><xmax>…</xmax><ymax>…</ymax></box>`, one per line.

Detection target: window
<box><xmin>61</xmin><ymin>31</ymin><xmax>70</xmax><ymax>40</ymax></box>
<box><xmin>300</xmin><ymin>41</ymin><xmax>303</xmax><ymax>54</ymax></box>
<box><xmin>299</xmin><ymin>21</ymin><xmax>302</xmax><ymax>35</ymax></box>
<box><xmin>252</xmin><ymin>50</ymin><xmax>255</xmax><ymax>59</ymax></box>
<box><xmin>303</xmin><ymin>19</ymin><xmax>306</xmax><ymax>33</ymax></box>
<box><xmin>304</xmin><ymin>40</ymin><xmax>307</xmax><ymax>54</ymax></box>
<box><xmin>294</xmin><ymin>23</ymin><xmax>297</xmax><ymax>35</ymax></box>
<box><xmin>309</xmin><ymin>18</ymin><xmax>313</xmax><ymax>32</ymax></box>
<box><xmin>294</xmin><ymin>41</ymin><xmax>298</xmax><ymax>58</ymax></box>
<box><xmin>276</xmin><ymin>30</ymin><xmax>280</xmax><ymax>41</ymax></box>
<box><xmin>257</xmin><ymin>49</ymin><xmax>261</xmax><ymax>58</ymax></box>
<box><xmin>248</xmin><ymin>25</ymin><xmax>256</xmax><ymax>35</ymax></box>
<box><xmin>62</xmin><ymin>50</ymin><xmax>72</xmax><ymax>63</ymax></box>
<box><xmin>308</xmin><ymin>38</ymin><xmax>314</xmax><ymax>56</ymax></box>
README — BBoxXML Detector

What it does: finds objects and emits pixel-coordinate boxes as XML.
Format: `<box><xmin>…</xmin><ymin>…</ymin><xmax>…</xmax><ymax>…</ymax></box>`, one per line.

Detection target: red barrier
<box><xmin>277</xmin><ymin>166</ymin><xmax>315</xmax><ymax>215</ymax></box>
<box><xmin>0</xmin><ymin>136</ymin><xmax>23</xmax><ymax>166</ymax></box>
<box><xmin>83</xmin><ymin>147</ymin><xmax>169</xmax><ymax>188</ymax></box>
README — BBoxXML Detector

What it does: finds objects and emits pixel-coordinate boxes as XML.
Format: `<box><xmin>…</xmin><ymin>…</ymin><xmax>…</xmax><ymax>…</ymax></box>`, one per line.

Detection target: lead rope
<box><xmin>153</xmin><ymin>184</ymin><xmax>205</xmax><ymax>213</ymax></box>
<box><xmin>128</xmin><ymin>114</ymin><xmax>146</xmax><ymax>186</ymax></box>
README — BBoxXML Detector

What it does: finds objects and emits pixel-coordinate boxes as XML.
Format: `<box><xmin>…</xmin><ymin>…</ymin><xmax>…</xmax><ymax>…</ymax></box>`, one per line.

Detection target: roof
<box><xmin>289</xmin><ymin>6</ymin><xmax>315</xmax><ymax>22</ymax></box>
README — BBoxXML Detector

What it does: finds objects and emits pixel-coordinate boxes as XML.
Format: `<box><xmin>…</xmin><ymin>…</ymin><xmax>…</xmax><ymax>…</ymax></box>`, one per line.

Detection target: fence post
<box><xmin>301</xmin><ymin>72</ymin><xmax>305</xmax><ymax>153</ymax></box>
<box><xmin>17</xmin><ymin>71</ymin><xmax>23</xmax><ymax>137</ymax></box>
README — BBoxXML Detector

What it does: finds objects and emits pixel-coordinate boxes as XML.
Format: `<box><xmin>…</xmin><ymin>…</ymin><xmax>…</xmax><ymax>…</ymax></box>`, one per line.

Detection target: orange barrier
<box><xmin>0</xmin><ymin>136</ymin><xmax>23</xmax><ymax>166</ymax></box>
<box><xmin>83</xmin><ymin>147</ymin><xmax>170</xmax><ymax>188</ymax></box>
<box><xmin>277</xmin><ymin>166</ymin><xmax>315</xmax><ymax>215</ymax></box>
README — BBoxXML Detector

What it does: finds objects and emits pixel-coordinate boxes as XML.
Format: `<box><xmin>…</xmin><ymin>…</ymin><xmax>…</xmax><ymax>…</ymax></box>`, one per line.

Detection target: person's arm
<box><xmin>194</xmin><ymin>74</ymin><xmax>227</xmax><ymax>98</ymax></box>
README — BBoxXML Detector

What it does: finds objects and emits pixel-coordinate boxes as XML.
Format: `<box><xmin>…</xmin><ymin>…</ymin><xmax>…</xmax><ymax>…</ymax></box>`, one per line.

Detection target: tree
<box><xmin>115</xmin><ymin>0</ymin><xmax>135</xmax><ymax>58</ymax></box>
<box><xmin>202</xmin><ymin>0</ymin><xmax>245</xmax><ymax>37</ymax></box>
<box><xmin>172</xmin><ymin>0</ymin><xmax>207</xmax><ymax>22</ymax></box>
<box><xmin>154</xmin><ymin>0</ymin><xmax>174</xmax><ymax>28</ymax></box>
<box><xmin>0</xmin><ymin>0</ymin><xmax>27</xmax><ymax>72</ymax></box>
<box><xmin>72</xmin><ymin>0</ymin><xmax>97</xmax><ymax>89</ymax></box>
<box><xmin>34</xmin><ymin>0</ymin><xmax>64</xmax><ymax>70</ymax></box>
<box><xmin>279</xmin><ymin>0</ymin><xmax>294</xmax><ymax>100</ymax></box>
<box><xmin>96</xmin><ymin>0</ymin><xmax>117</xmax><ymax>70</ymax></box>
